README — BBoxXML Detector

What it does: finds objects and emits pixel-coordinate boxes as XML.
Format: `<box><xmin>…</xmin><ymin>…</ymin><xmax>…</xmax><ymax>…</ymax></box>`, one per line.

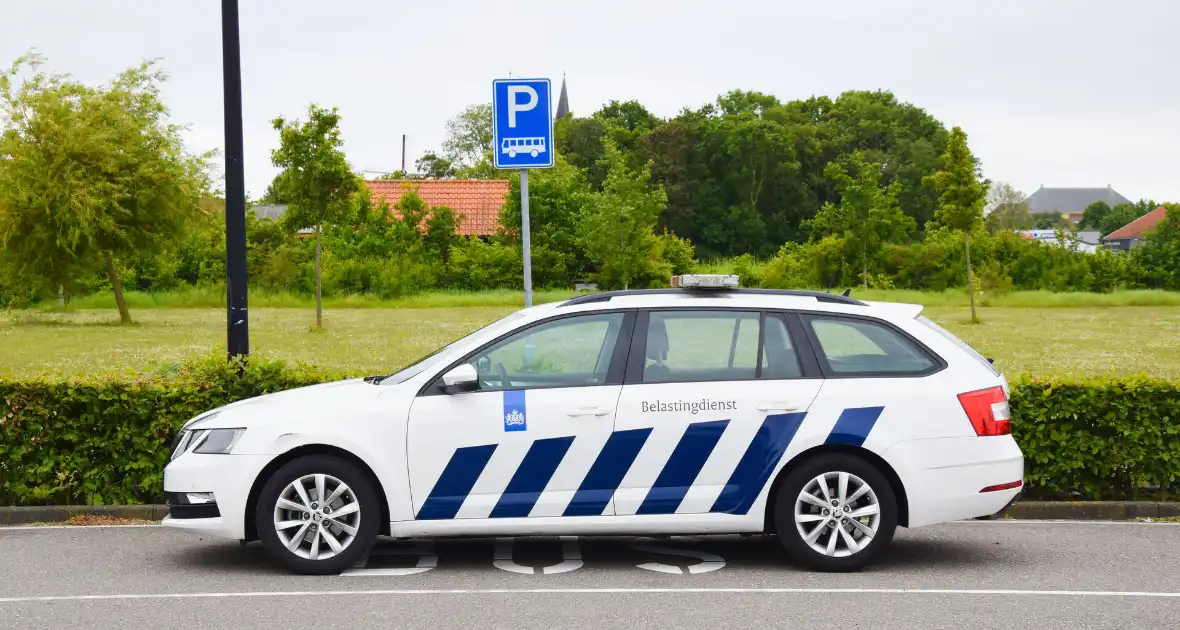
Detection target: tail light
<box><xmin>957</xmin><ymin>386</ymin><xmax>1011</xmax><ymax>436</ymax></box>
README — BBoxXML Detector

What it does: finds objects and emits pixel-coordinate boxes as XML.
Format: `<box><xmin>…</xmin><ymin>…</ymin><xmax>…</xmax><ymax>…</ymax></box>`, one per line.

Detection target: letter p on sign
<box><xmin>507</xmin><ymin>85</ymin><xmax>538</xmax><ymax>128</ymax></box>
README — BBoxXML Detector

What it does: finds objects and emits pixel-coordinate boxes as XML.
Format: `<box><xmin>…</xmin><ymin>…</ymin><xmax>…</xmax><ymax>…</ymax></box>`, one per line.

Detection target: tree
<box><xmin>270</xmin><ymin>104</ymin><xmax>359</xmax><ymax>329</ymax></box>
<box><xmin>1078</xmin><ymin>201</ymin><xmax>1112</xmax><ymax>232</ymax></box>
<box><xmin>986</xmin><ymin>182</ymin><xmax>1033</xmax><ymax>232</ymax></box>
<box><xmin>259</xmin><ymin>170</ymin><xmax>294</xmax><ymax>204</ymax></box>
<box><xmin>808</xmin><ymin>151</ymin><xmax>914</xmax><ymax>288</ymax></box>
<box><xmin>1099</xmin><ymin>203</ymin><xmax>1146</xmax><ymax>237</ymax></box>
<box><xmin>923</xmin><ymin>127</ymin><xmax>989</xmax><ymax>322</ymax></box>
<box><xmin>1034</xmin><ymin>213</ymin><xmax>1070</xmax><ymax>230</ymax></box>
<box><xmin>414</xmin><ymin>151</ymin><xmax>456</xmax><ymax>179</ymax></box>
<box><xmin>1133</xmin><ymin>204</ymin><xmax>1179</xmax><ymax>289</ymax></box>
<box><xmin>554</xmin><ymin>116</ymin><xmax>608</xmax><ymax>189</ymax></box>
<box><xmin>499</xmin><ymin>158</ymin><xmax>593</xmax><ymax>286</ymax></box>
<box><xmin>580</xmin><ymin>141</ymin><xmax>670</xmax><ymax>289</ymax></box>
<box><xmin>0</xmin><ymin>55</ymin><xmax>208</xmax><ymax>323</ymax></box>
<box><xmin>441</xmin><ymin>103</ymin><xmax>493</xmax><ymax>172</ymax></box>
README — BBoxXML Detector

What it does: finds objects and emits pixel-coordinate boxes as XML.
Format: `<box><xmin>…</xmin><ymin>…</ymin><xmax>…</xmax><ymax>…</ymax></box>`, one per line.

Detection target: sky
<box><xmin>2</xmin><ymin>0</ymin><xmax>1177</xmax><ymax>203</ymax></box>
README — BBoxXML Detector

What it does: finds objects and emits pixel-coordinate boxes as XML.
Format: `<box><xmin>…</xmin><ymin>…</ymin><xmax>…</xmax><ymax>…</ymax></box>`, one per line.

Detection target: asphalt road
<box><xmin>2</xmin><ymin>520</ymin><xmax>1178</xmax><ymax>629</ymax></box>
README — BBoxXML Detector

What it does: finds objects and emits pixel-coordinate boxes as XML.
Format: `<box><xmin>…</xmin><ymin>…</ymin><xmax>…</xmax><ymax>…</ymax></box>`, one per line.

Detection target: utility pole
<box><xmin>222</xmin><ymin>0</ymin><xmax>249</xmax><ymax>361</ymax></box>
<box><xmin>401</xmin><ymin>134</ymin><xmax>407</xmax><ymax>173</ymax></box>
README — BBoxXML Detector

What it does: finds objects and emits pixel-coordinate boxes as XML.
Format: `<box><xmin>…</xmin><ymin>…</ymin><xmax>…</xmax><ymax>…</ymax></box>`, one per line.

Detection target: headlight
<box><xmin>191</xmin><ymin>428</ymin><xmax>246</xmax><ymax>454</ymax></box>
<box><xmin>171</xmin><ymin>428</ymin><xmax>245</xmax><ymax>459</ymax></box>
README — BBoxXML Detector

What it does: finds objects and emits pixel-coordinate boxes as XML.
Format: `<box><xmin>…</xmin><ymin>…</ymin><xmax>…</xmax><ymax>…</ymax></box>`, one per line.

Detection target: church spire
<box><xmin>555</xmin><ymin>73</ymin><xmax>569</xmax><ymax>120</ymax></box>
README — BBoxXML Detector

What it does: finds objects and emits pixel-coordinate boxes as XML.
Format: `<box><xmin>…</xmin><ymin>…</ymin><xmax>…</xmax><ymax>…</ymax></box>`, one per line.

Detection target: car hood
<box><xmin>190</xmin><ymin>378</ymin><xmax>389</xmax><ymax>429</ymax></box>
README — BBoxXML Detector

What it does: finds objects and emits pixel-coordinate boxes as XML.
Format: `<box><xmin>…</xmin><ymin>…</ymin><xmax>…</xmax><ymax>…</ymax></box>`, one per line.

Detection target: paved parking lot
<box><xmin>2</xmin><ymin>520</ymin><xmax>1178</xmax><ymax>629</ymax></box>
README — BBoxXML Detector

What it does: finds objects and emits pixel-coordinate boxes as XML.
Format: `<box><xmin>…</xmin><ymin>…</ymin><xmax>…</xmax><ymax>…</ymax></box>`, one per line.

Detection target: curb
<box><xmin>0</xmin><ymin>504</ymin><xmax>170</xmax><ymax>525</ymax></box>
<box><xmin>1000</xmin><ymin>501</ymin><xmax>1180</xmax><ymax>521</ymax></box>
<box><xmin>0</xmin><ymin>501</ymin><xmax>1177</xmax><ymax>526</ymax></box>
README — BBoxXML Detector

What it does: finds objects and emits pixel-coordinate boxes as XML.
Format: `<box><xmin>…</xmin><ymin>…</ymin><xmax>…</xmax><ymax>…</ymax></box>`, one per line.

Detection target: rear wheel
<box><xmin>773</xmin><ymin>454</ymin><xmax>897</xmax><ymax>572</ymax></box>
<box><xmin>255</xmin><ymin>455</ymin><xmax>380</xmax><ymax>574</ymax></box>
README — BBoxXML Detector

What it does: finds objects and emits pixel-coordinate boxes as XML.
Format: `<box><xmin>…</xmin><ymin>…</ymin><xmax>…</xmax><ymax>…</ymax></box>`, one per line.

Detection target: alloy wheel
<box><xmin>794</xmin><ymin>471</ymin><xmax>881</xmax><ymax>558</ymax></box>
<box><xmin>273</xmin><ymin>473</ymin><xmax>361</xmax><ymax>560</ymax></box>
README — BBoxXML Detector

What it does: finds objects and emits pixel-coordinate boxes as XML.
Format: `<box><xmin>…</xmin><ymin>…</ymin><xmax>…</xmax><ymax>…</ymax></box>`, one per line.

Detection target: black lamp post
<box><xmin>221</xmin><ymin>0</ymin><xmax>249</xmax><ymax>360</ymax></box>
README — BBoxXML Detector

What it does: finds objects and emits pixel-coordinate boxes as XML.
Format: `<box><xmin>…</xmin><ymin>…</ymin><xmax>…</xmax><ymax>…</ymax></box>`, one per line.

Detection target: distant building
<box><xmin>249</xmin><ymin>204</ymin><xmax>313</xmax><ymax>237</ymax></box>
<box><xmin>555</xmin><ymin>74</ymin><xmax>570</xmax><ymax>120</ymax></box>
<box><xmin>1102</xmin><ymin>206</ymin><xmax>1168</xmax><ymax>251</ymax></box>
<box><xmin>1024</xmin><ymin>186</ymin><xmax>1133</xmax><ymax>224</ymax></box>
<box><xmin>1017</xmin><ymin>230</ymin><xmax>1100</xmax><ymax>253</ymax></box>
<box><xmin>365</xmin><ymin>179</ymin><xmax>510</xmax><ymax>237</ymax></box>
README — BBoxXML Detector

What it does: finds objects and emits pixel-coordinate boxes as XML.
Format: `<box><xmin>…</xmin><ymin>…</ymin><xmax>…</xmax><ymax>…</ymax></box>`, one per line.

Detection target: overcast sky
<box><xmin>3</xmin><ymin>0</ymin><xmax>1177</xmax><ymax>203</ymax></box>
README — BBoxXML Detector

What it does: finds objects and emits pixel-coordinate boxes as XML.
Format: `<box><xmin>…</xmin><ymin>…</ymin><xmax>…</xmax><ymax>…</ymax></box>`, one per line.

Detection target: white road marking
<box><xmin>340</xmin><ymin>543</ymin><xmax>438</xmax><ymax>577</ymax></box>
<box><xmin>2</xmin><ymin>587</ymin><xmax>1179</xmax><ymax>604</ymax></box>
<box><xmin>630</xmin><ymin>541</ymin><xmax>726</xmax><ymax>574</ymax></box>
<box><xmin>492</xmin><ymin>536</ymin><xmax>584</xmax><ymax>575</ymax></box>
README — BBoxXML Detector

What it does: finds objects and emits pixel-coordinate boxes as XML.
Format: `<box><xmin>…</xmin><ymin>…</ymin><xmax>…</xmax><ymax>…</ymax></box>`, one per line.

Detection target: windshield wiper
<box><xmin>362</xmin><ymin>374</ymin><xmax>387</xmax><ymax>384</ymax></box>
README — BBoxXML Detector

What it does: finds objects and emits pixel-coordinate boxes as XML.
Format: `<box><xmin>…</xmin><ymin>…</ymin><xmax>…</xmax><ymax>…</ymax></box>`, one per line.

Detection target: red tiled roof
<box><xmin>365</xmin><ymin>179</ymin><xmax>510</xmax><ymax>236</ymax></box>
<box><xmin>1103</xmin><ymin>206</ymin><xmax>1167</xmax><ymax>241</ymax></box>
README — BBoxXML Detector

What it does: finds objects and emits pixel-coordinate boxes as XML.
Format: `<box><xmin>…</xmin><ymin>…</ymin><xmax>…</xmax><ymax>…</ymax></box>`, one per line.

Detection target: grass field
<box><xmin>3</xmin><ymin>302</ymin><xmax>1178</xmax><ymax>380</ymax></box>
<box><xmin>42</xmin><ymin>286</ymin><xmax>1180</xmax><ymax>311</ymax></box>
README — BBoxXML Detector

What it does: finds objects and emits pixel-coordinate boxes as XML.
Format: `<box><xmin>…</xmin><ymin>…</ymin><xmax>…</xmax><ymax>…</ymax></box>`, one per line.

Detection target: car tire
<box><xmin>255</xmin><ymin>455</ymin><xmax>380</xmax><ymax>575</ymax></box>
<box><xmin>773</xmin><ymin>453</ymin><xmax>898</xmax><ymax>572</ymax></box>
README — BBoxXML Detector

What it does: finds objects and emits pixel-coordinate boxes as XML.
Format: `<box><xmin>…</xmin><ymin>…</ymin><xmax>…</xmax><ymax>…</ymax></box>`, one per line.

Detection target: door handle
<box><xmin>756</xmin><ymin>402</ymin><xmax>802</xmax><ymax>412</ymax></box>
<box><xmin>566</xmin><ymin>406</ymin><xmax>611</xmax><ymax>417</ymax></box>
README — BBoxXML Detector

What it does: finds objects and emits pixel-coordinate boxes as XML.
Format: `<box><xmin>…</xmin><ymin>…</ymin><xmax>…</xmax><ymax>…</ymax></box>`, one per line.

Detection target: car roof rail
<box><xmin>558</xmin><ymin>288</ymin><xmax>867</xmax><ymax>307</ymax></box>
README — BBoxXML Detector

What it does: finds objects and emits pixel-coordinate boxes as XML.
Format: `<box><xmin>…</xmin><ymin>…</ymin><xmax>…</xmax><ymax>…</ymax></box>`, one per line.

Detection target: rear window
<box><xmin>915</xmin><ymin>315</ymin><xmax>1000</xmax><ymax>375</ymax></box>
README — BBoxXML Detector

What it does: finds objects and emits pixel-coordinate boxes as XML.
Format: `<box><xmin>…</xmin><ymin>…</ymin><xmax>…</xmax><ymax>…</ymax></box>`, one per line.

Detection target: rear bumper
<box><xmin>883</xmin><ymin>435</ymin><xmax>1024</xmax><ymax>527</ymax></box>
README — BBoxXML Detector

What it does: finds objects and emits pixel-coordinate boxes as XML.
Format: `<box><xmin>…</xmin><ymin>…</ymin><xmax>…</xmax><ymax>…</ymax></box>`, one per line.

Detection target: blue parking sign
<box><xmin>492</xmin><ymin>78</ymin><xmax>554</xmax><ymax>169</ymax></box>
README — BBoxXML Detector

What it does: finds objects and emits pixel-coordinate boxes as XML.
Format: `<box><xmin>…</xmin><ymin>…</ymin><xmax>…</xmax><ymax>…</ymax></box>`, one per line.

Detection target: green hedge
<box><xmin>0</xmin><ymin>356</ymin><xmax>334</xmax><ymax>506</ymax></box>
<box><xmin>2</xmin><ymin>360</ymin><xmax>1178</xmax><ymax>506</ymax></box>
<box><xmin>1009</xmin><ymin>375</ymin><xmax>1180</xmax><ymax>500</ymax></box>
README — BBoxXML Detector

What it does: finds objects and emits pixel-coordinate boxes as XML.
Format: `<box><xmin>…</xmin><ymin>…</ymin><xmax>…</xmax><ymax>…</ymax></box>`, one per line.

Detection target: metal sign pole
<box><xmin>520</xmin><ymin>168</ymin><xmax>533</xmax><ymax>307</ymax></box>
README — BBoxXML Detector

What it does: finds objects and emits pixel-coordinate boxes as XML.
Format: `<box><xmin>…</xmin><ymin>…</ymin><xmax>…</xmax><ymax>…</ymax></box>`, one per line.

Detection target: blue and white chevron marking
<box><xmin>415</xmin><ymin>407</ymin><xmax>884</xmax><ymax>520</ymax></box>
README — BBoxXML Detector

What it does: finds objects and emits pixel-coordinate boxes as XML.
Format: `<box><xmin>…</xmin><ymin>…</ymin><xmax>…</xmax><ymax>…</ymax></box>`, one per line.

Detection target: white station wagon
<box><xmin>163</xmin><ymin>276</ymin><xmax>1023</xmax><ymax>573</ymax></box>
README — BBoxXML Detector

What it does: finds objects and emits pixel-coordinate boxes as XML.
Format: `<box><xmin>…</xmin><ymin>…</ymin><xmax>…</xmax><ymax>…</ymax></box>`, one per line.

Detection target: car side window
<box><xmin>761</xmin><ymin>314</ymin><xmax>803</xmax><ymax>379</ymax></box>
<box><xmin>643</xmin><ymin>310</ymin><xmax>759</xmax><ymax>383</ymax></box>
<box><xmin>807</xmin><ymin>316</ymin><xmax>936</xmax><ymax>375</ymax></box>
<box><xmin>469</xmin><ymin>312</ymin><xmax>624</xmax><ymax>390</ymax></box>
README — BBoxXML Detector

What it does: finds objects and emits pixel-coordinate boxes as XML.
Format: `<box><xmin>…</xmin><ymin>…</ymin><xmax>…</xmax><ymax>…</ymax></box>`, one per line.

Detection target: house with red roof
<box><xmin>1102</xmin><ymin>206</ymin><xmax>1168</xmax><ymax>251</ymax></box>
<box><xmin>365</xmin><ymin>179</ymin><xmax>510</xmax><ymax>237</ymax></box>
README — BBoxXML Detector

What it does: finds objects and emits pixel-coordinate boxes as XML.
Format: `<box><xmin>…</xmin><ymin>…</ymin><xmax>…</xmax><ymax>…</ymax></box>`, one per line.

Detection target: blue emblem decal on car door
<box><xmin>503</xmin><ymin>390</ymin><xmax>527</xmax><ymax>432</ymax></box>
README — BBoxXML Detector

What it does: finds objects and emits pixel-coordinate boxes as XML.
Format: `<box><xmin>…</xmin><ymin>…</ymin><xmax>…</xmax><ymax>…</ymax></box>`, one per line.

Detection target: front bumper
<box><xmin>162</xmin><ymin>452</ymin><xmax>272</xmax><ymax>540</ymax></box>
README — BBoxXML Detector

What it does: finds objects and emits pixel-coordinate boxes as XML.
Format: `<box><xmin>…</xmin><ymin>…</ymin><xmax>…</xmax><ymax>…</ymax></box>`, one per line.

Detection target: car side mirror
<box><xmin>442</xmin><ymin>364</ymin><xmax>479</xmax><ymax>393</ymax></box>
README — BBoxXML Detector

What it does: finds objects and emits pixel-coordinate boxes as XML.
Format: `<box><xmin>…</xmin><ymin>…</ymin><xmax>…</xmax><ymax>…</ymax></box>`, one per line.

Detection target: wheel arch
<box><xmin>244</xmin><ymin>444</ymin><xmax>392</xmax><ymax>542</ymax></box>
<box><xmin>763</xmin><ymin>444</ymin><xmax>909</xmax><ymax>532</ymax></box>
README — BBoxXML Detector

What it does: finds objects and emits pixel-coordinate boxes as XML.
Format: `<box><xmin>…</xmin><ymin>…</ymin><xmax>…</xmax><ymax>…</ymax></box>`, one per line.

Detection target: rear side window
<box><xmin>806</xmin><ymin>315</ymin><xmax>937</xmax><ymax>376</ymax></box>
<box><xmin>643</xmin><ymin>310</ymin><xmax>759</xmax><ymax>383</ymax></box>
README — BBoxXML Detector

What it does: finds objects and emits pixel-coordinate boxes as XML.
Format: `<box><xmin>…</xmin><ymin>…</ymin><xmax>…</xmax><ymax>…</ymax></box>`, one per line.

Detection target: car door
<box><xmin>612</xmin><ymin>309</ymin><xmax>823</xmax><ymax>517</ymax></box>
<box><xmin>407</xmin><ymin>310</ymin><xmax>634</xmax><ymax>520</ymax></box>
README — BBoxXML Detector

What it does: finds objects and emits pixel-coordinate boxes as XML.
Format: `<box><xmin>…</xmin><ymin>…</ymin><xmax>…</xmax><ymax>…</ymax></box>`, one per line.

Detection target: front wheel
<box><xmin>255</xmin><ymin>455</ymin><xmax>380</xmax><ymax>574</ymax></box>
<box><xmin>773</xmin><ymin>454</ymin><xmax>897</xmax><ymax>572</ymax></box>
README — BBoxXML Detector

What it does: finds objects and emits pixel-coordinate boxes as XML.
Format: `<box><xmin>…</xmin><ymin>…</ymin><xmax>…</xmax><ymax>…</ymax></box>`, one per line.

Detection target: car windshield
<box><xmin>378</xmin><ymin>311</ymin><xmax>529</xmax><ymax>385</ymax></box>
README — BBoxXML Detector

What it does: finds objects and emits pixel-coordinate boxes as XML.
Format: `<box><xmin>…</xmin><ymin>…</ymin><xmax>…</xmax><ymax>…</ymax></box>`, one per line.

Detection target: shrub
<box><xmin>0</xmin><ymin>355</ymin><xmax>335</xmax><ymax>506</ymax></box>
<box><xmin>1010</xmin><ymin>375</ymin><xmax>1180</xmax><ymax>500</ymax></box>
<box><xmin>3</xmin><ymin>360</ymin><xmax>1178</xmax><ymax>506</ymax></box>
<box><xmin>446</xmin><ymin>238</ymin><xmax>523</xmax><ymax>291</ymax></box>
